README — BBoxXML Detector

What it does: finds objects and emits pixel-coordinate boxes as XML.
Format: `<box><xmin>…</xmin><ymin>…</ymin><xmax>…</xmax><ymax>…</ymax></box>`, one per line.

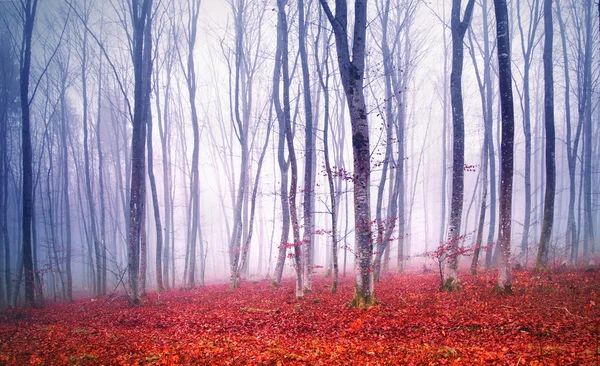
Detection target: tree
<box><xmin>555</xmin><ymin>0</ymin><xmax>580</xmax><ymax>265</ymax></box>
<box><xmin>535</xmin><ymin>0</ymin><xmax>555</xmax><ymax>269</ymax></box>
<box><xmin>319</xmin><ymin>0</ymin><xmax>375</xmax><ymax>308</ymax></box>
<box><xmin>315</xmin><ymin>10</ymin><xmax>338</xmax><ymax>292</ymax></box>
<box><xmin>272</xmin><ymin>0</ymin><xmax>292</xmax><ymax>289</ymax></box>
<box><xmin>581</xmin><ymin>0</ymin><xmax>594</xmax><ymax>264</ymax></box>
<box><xmin>19</xmin><ymin>0</ymin><xmax>40</xmax><ymax>307</ymax></box>
<box><xmin>515</xmin><ymin>0</ymin><xmax>541</xmax><ymax>265</ymax></box>
<box><xmin>466</xmin><ymin>0</ymin><xmax>496</xmax><ymax>273</ymax></box>
<box><xmin>443</xmin><ymin>0</ymin><xmax>475</xmax><ymax>291</ymax></box>
<box><xmin>179</xmin><ymin>0</ymin><xmax>202</xmax><ymax>289</ymax></box>
<box><xmin>493</xmin><ymin>0</ymin><xmax>515</xmax><ymax>293</ymax></box>
<box><xmin>0</xmin><ymin>27</ymin><xmax>19</xmax><ymax>307</ymax></box>
<box><xmin>298</xmin><ymin>0</ymin><xmax>315</xmax><ymax>294</ymax></box>
<box><xmin>127</xmin><ymin>0</ymin><xmax>153</xmax><ymax>305</ymax></box>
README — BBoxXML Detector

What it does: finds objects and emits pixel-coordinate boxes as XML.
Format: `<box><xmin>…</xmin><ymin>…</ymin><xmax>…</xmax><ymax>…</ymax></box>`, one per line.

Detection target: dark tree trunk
<box><xmin>19</xmin><ymin>0</ymin><xmax>39</xmax><ymax>307</ymax></box>
<box><xmin>494</xmin><ymin>0</ymin><xmax>515</xmax><ymax>292</ymax></box>
<box><xmin>535</xmin><ymin>0</ymin><xmax>555</xmax><ymax>269</ymax></box>
<box><xmin>320</xmin><ymin>0</ymin><xmax>374</xmax><ymax>309</ymax></box>
<box><xmin>444</xmin><ymin>0</ymin><xmax>475</xmax><ymax>291</ymax></box>
<box><xmin>127</xmin><ymin>0</ymin><xmax>153</xmax><ymax>305</ymax></box>
<box><xmin>279</xmin><ymin>0</ymin><xmax>304</xmax><ymax>298</ymax></box>
<box><xmin>299</xmin><ymin>0</ymin><xmax>314</xmax><ymax>294</ymax></box>
<box><xmin>272</xmin><ymin>0</ymin><xmax>291</xmax><ymax>286</ymax></box>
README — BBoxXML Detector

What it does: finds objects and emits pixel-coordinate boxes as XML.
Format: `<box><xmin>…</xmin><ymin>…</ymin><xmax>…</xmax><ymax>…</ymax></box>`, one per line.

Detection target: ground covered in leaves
<box><xmin>1</xmin><ymin>270</ymin><xmax>599</xmax><ymax>365</ymax></box>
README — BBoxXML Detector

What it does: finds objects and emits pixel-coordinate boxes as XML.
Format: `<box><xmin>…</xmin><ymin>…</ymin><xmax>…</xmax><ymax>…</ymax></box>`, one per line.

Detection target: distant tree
<box><xmin>493</xmin><ymin>0</ymin><xmax>515</xmax><ymax>293</ymax></box>
<box><xmin>535</xmin><ymin>0</ymin><xmax>555</xmax><ymax>269</ymax></box>
<box><xmin>443</xmin><ymin>0</ymin><xmax>475</xmax><ymax>291</ymax></box>
<box><xmin>0</xmin><ymin>28</ymin><xmax>19</xmax><ymax>307</ymax></box>
<box><xmin>319</xmin><ymin>0</ymin><xmax>375</xmax><ymax>308</ymax></box>
<box><xmin>555</xmin><ymin>0</ymin><xmax>580</xmax><ymax>265</ymax></box>
<box><xmin>272</xmin><ymin>0</ymin><xmax>293</xmax><ymax>290</ymax></box>
<box><xmin>178</xmin><ymin>0</ymin><xmax>202</xmax><ymax>289</ymax></box>
<box><xmin>515</xmin><ymin>0</ymin><xmax>542</xmax><ymax>265</ymax></box>
<box><xmin>315</xmin><ymin>8</ymin><xmax>338</xmax><ymax>292</ymax></box>
<box><xmin>581</xmin><ymin>0</ymin><xmax>594</xmax><ymax>263</ymax></box>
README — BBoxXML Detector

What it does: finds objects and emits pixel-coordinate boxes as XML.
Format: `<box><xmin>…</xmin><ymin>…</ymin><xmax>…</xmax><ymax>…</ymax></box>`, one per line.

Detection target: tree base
<box><xmin>349</xmin><ymin>289</ymin><xmax>378</xmax><ymax>310</ymax></box>
<box><xmin>442</xmin><ymin>277</ymin><xmax>460</xmax><ymax>292</ymax></box>
<box><xmin>492</xmin><ymin>284</ymin><xmax>513</xmax><ymax>295</ymax></box>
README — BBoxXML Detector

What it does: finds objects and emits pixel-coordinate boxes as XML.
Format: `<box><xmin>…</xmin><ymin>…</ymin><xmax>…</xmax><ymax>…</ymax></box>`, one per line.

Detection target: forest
<box><xmin>0</xmin><ymin>0</ymin><xmax>599</xmax><ymax>363</ymax></box>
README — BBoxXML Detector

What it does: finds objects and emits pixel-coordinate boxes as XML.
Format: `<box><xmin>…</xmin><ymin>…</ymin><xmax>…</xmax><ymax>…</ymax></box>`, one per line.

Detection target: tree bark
<box><xmin>272</xmin><ymin>0</ymin><xmax>291</xmax><ymax>287</ymax></box>
<box><xmin>280</xmin><ymin>0</ymin><xmax>304</xmax><ymax>298</ymax></box>
<box><xmin>19</xmin><ymin>0</ymin><xmax>39</xmax><ymax>307</ymax></box>
<box><xmin>320</xmin><ymin>0</ymin><xmax>374</xmax><ymax>308</ymax></box>
<box><xmin>444</xmin><ymin>0</ymin><xmax>475</xmax><ymax>291</ymax></box>
<box><xmin>299</xmin><ymin>0</ymin><xmax>314</xmax><ymax>294</ymax></box>
<box><xmin>535</xmin><ymin>0</ymin><xmax>555</xmax><ymax>269</ymax></box>
<box><xmin>127</xmin><ymin>0</ymin><xmax>153</xmax><ymax>305</ymax></box>
<box><xmin>493</xmin><ymin>0</ymin><xmax>515</xmax><ymax>292</ymax></box>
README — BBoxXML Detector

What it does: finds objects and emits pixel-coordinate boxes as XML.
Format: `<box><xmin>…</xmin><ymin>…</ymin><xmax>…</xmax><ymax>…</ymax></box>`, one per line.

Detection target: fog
<box><xmin>0</xmin><ymin>0</ymin><xmax>598</xmax><ymax>306</ymax></box>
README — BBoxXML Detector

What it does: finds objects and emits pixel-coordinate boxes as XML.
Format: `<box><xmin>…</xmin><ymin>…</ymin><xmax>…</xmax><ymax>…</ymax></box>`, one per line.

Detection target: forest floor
<box><xmin>1</xmin><ymin>269</ymin><xmax>599</xmax><ymax>365</ymax></box>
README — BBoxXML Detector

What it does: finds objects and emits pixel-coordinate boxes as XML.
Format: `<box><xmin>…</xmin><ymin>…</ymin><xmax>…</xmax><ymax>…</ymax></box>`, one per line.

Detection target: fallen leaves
<box><xmin>0</xmin><ymin>270</ymin><xmax>599</xmax><ymax>364</ymax></box>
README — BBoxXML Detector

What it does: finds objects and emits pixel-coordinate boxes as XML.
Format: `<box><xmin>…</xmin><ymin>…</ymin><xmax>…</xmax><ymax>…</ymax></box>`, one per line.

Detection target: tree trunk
<box><xmin>147</xmin><ymin>83</ymin><xmax>163</xmax><ymax>292</ymax></box>
<box><xmin>272</xmin><ymin>0</ymin><xmax>291</xmax><ymax>287</ymax></box>
<box><xmin>320</xmin><ymin>0</ymin><xmax>374</xmax><ymax>309</ymax></box>
<box><xmin>96</xmin><ymin>53</ymin><xmax>107</xmax><ymax>295</ymax></box>
<box><xmin>555</xmin><ymin>0</ymin><xmax>578</xmax><ymax>265</ymax></box>
<box><xmin>80</xmin><ymin>12</ymin><xmax>103</xmax><ymax>298</ymax></box>
<box><xmin>582</xmin><ymin>0</ymin><xmax>594</xmax><ymax>264</ymax></box>
<box><xmin>182</xmin><ymin>0</ymin><xmax>201</xmax><ymax>289</ymax></box>
<box><xmin>315</xmin><ymin>9</ymin><xmax>337</xmax><ymax>292</ymax></box>
<box><xmin>444</xmin><ymin>0</ymin><xmax>476</xmax><ymax>291</ymax></box>
<box><xmin>299</xmin><ymin>0</ymin><xmax>314</xmax><ymax>294</ymax></box>
<box><xmin>127</xmin><ymin>0</ymin><xmax>153</xmax><ymax>305</ymax></box>
<box><xmin>19</xmin><ymin>0</ymin><xmax>38</xmax><ymax>307</ymax></box>
<box><xmin>493</xmin><ymin>0</ymin><xmax>515</xmax><ymax>292</ymax></box>
<box><xmin>281</xmin><ymin>4</ymin><xmax>304</xmax><ymax>298</ymax></box>
<box><xmin>535</xmin><ymin>0</ymin><xmax>555</xmax><ymax>270</ymax></box>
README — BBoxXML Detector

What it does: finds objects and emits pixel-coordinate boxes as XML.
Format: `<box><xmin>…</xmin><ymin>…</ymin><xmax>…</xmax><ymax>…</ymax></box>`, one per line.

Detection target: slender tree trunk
<box><xmin>147</xmin><ymin>84</ymin><xmax>163</xmax><ymax>291</ymax></box>
<box><xmin>272</xmin><ymin>0</ymin><xmax>291</xmax><ymax>286</ymax></box>
<box><xmin>237</xmin><ymin>111</ymin><xmax>274</xmax><ymax>281</ymax></box>
<box><xmin>283</xmin><ymin>26</ymin><xmax>304</xmax><ymax>299</ymax></box>
<box><xmin>556</xmin><ymin>0</ymin><xmax>578</xmax><ymax>265</ymax></box>
<box><xmin>182</xmin><ymin>0</ymin><xmax>202</xmax><ymax>289</ymax></box>
<box><xmin>471</xmin><ymin>139</ymin><xmax>488</xmax><ymax>274</ymax></box>
<box><xmin>535</xmin><ymin>0</ymin><xmax>555</xmax><ymax>269</ymax></box>
<box><xmin>79</xmin><ymin>12</ymin><xmax>104</xmax><ymax>297</ymax></box>
<box><xmin>299</xmin><ymin>0</ymin><xmax>314</xmax><ymax>294</ymax></box>
<box><xmin>494</xmin><ymin>0</ymin><xmax>515</xmax><ymax>292</ymax></box>
<box><xmin>96</xmin><ymin>53</ymin><xmax>107</xmax><ymax>295</ymax></box>
<box><xmin>19</xmin><ymin>0</ymin><xmax>39</xmax><ymax>307</ymax></box>
<box><xmin>320</xmin><ymin>0</ymin><xmax>374</xmax><ymax>308</ymax></box>
<box><xmin>444</xmin><ymin>0</ymin><xmax>476</xmax><ymax>291</ymax></box>
<box><xmin>484</xmin><ymin>0</ymin><xmax>497</xmax><ymax>271</ymax></box>
<box><xmin>58</xmin><ymin>61</ymin><xmax>72</xmax><ymax>301</ymax></box>
<box><xmin>127</xmin><ymin>0</ymin><xmax>153</xmax><ymax>305</ymax></box>
<box><xmin>582</xmin><ymin>0</ymin><xmax>594</xmax><ymax>264</ymax></box>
